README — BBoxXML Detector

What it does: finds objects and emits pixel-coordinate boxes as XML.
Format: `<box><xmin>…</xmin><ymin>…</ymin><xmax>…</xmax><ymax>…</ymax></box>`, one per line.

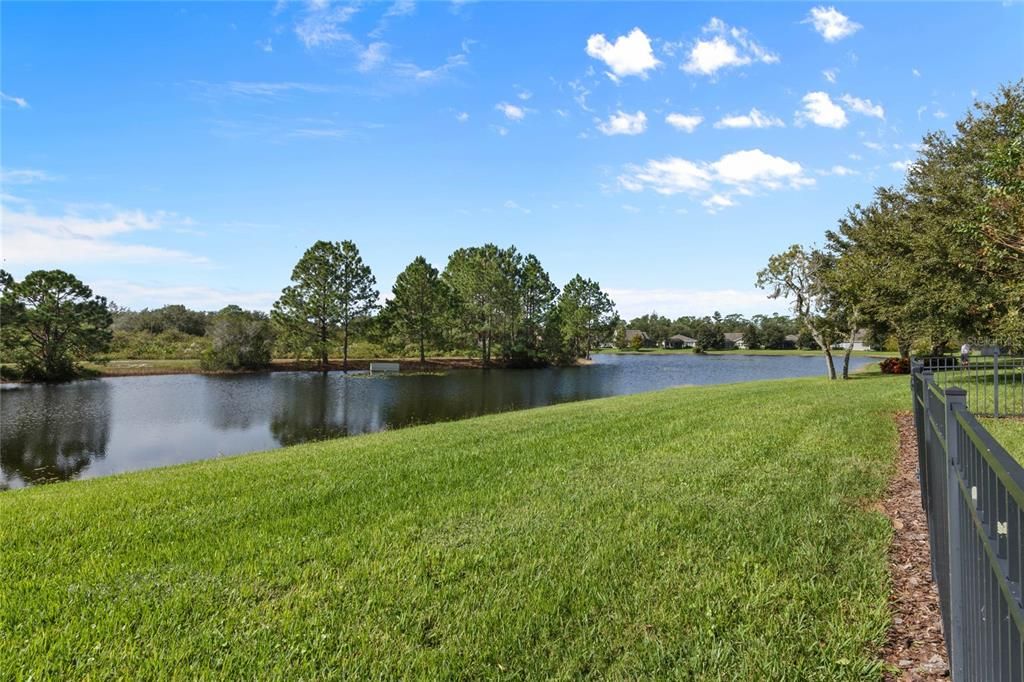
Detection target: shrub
<box><xmin>200</xmin><ymin>307</ymin><xmax>275</xmax><ymax>371</ymax></box>
<box><xmin>880</xmin><ymin>357</ymin><xmax>910</xmax><ymax>374</ymax></box>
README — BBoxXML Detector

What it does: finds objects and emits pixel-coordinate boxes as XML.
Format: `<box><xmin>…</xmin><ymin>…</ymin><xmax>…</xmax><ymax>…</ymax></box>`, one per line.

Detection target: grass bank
<box><xmin>1</xmin><ymin>372</ymin><xmax>907</xmax><ymax>679</ymax></box>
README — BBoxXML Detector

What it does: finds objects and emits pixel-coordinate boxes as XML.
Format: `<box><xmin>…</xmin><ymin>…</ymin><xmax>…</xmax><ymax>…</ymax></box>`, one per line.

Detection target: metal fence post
<box><xmin>993</xmin><ymin>349</ymin><xmax>1000</xmax><ymax>418</ymax></box>
<box><xmin>944</xmin><ymin>386</ymin><xmax>968</xmax><ymax>680</ymax></box>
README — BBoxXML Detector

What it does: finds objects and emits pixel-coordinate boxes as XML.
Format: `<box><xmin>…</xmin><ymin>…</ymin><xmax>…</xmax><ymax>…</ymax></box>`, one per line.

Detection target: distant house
<box><xmin>624</xmin><ymin>329</ymin><xmax>655</xmax><ymax>348</ymax></box>
<box><xmin>665</xmin><ymin>334</ymin><xmax>697</xmax><ymax>349</ymax></box>
<box><xmin>784</xmin><ymin>334</ymin><xmax>800</xmax><ymax>349</ymax></box>
<box><xmin>723</xmin><ymin>332</ymin><xmax>747</xmax><ymax>349</ymax></box>
<box><xmin>833</xmin><ymin>329</ymin><xmax>872</xmax><ymax>352</ymax></box>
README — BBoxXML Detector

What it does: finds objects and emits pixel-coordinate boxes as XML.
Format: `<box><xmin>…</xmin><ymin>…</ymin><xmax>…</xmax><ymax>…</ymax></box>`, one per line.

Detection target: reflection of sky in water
<box><xmin>0</xmin><ymin>354</ymin><xmax>875</xmax><ymax>488</ymax></box>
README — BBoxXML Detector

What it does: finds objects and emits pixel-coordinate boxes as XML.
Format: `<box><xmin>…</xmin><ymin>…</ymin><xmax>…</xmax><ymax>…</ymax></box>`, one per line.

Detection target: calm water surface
<box><xmin>0</xmin><ymin>353</ymin><xmax>872</xmax><ymax>488</ymax></box>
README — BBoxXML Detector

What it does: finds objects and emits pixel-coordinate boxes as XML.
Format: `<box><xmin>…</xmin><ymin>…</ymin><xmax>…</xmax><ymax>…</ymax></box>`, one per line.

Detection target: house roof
<box><xmin>723</xmin><ymin>332</ymin><xmax>744</xmax><ymax>342</ymax></box>
<box><xmin>784</xmin><ymin>334</ymin><xmax>799</xmax><ymax>342</ymax></box>
<box><xmin>624</xmin><ymin>329</ymin><xmax>649</xmax><ymax>341</ymax></box>
<box><xmin>669</xmin><ymin>334</ymin><xmax>696</xmax><ymax>342</ymax></box>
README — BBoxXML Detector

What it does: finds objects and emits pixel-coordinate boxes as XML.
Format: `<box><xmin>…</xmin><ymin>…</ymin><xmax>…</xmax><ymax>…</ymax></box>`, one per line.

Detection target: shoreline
<box><xmin>2</xmin><ymin>356</ymin><xmax>597</xmax><ymax>383</ymax></box>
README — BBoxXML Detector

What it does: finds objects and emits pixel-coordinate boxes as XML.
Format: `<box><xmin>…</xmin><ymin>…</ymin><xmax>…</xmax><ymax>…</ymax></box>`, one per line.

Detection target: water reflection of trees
<box><xmin>1</xmin><ymin>382</ymin><xmax>111</xmax><ymax>487</ymax></box>
<box><xmin>270</xmin><ymin>374</ymin><xmax>389</xmax><ymax>446</ymax></box>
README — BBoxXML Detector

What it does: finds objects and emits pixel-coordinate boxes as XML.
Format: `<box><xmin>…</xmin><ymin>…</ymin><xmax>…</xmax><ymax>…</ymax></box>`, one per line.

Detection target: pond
<box><xmin>0</xmin><ymin>353</ymin><xmax>874</xmax><ymax>489</ymax></box>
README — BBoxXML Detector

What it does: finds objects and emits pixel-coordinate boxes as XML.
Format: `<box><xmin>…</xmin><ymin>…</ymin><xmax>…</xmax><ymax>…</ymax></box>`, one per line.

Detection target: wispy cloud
<box><xmin>0</xmin><ymin>168</ymin><xmax>57</xmax><ymax>184</ymax></box>
<box><xmin>1</xmin><ymin>200</ymin><xmax>207</xmax><ymax>266</ymax></box>
<box><xmin>840</xmin><ymin>94</ymin><xmax>885</xmax><ymax>120</ymax></box>
<box><xmin>0</xmin><ymin>91</ymin><xmax>30</xmax><ymax>109</ymax></box>
<box><xmin>93</xmin><ymin>281</ymin><xmax>277</xmax><ymax>312</ymax></box>
<box><xmin>496</xmin><ymin>101</ymin><xmax>527</xmax><ymax>121</ymax></box>
<box><xmin>294</xmin><ymin>3</ymin><xmax>359</xmax><ymax>48</ymax></box>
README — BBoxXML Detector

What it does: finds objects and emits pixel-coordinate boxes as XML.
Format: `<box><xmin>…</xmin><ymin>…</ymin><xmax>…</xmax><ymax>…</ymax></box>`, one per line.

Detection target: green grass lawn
<box><xmin>981</xmin><ymin>418</ymin><xmax>1024</xmax><ymax>461</ymax></box>
<box><xmin>1</xmin><ymin>373</ymin><xmax>909</xmax><ymax>679</ymax></box>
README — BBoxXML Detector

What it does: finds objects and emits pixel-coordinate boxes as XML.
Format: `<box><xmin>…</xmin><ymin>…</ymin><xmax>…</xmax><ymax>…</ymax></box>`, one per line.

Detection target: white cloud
<box><xmin>606</xmin><ymin>287</ymin><xmax>780</xmax><ymax>318</ymax></box>
<box><xmin>618</xmin><ymin>148</ymin><xmax>812</xmax><ymax>210</ymax></box>
<box><xmin>495</xmin><ymin>101</ymin><xmax>526</xmax><ymax>121</ymax></box>
<box><xmin>384</xmin><ymin>0</ymin><xmax>415</xmax><ymax>18</ymax></box>
<box><xmin>863</xmin><ymin>141</ymin><xmax>885</xmax><ymax>151</ymax></box>
<box><xmin>682</xmin><ymin>18</ymin><xmax>778</xmax><ymax>77</ymax></box>
<box><xmin>455</xmin><ymin>111</ymin><xmax>469</xmax><ymax>123</ymax></box>
<box><xmin>890</xmin><ymin>159</ymin><xmax>913</xmax><ymax>171</ymax></box>
<box><xmin>357</xmin><ymin>41</ymin><xmax>390</xmax><ymax>72</ymax></box>
<box><xmin>1</xmin><ymin>202</ymin><xmax>206</xmax><ymax>266</ymax></box>
<box><xmin>93</xmin><ymin>281</ymin><xmax>277</xmax><ymax>312</ymax></box>
<box><xmin>619</xmin><ymin>157</ymin><xmax>713</xmax><ymax>195</ymax></box>
<box><xmin>934</xmin><ymin>109</ymin><xmax>948</xmax><ymax>119</ymax></box>
<box><xmin>702</xmin><ymin>194</ymin><xmax>736</xmax><ymax>212</ymax></box>
<box><xmin>840</xmin><ymin>94</ymin><xmax>885</xmax><ymax>120</ymax></box>
<box><xmin>568</xmin><ymin>80</ymin><xmax>592</xmax><ymax>112</ymax></box>
<box><xmin>711</xmin><ymin>149</ymin><xmax>810</xmax><ymax>188</ymax></box>
<box><xmin>820</xmin><ymin>165</ymin><xmax>858</xmax><ymax>176</ymax></box>
<box><xmin>912</xmin><ymin>68</ymin><xmax>921</xmax><ymax>77</ymax></box>
<box><xmin>492</xmin><ymin>125</ymin><xmax>509</xmax><ymax>136</ymax></box>
<box><xmin>714</xmin><ymin>108</ymin><xmax>784</xmax><ymax>129</ymax></box>
<box><xmin>0</xmin><ymin>169</ymin><xmax>55</xmax><ymax>184</ymax></box>
<box><xmin>294</xmin><ymin>4</ymin><xmax>359</xmax><ymax>48</ymax></box>
<box><xmin>217</xmin><ymin>81</ymin><xmax>333</xmax><ymax>97</ymax></box>
<box><xmin>516</xmin><ymin>88</ymin><xmax>533</xmax><ymax>101</ymax></box>
<box><xmin>796</xmin><ymin>91</ymin><xmax>848</xmax><ymax>128</ymax></box>
<box><xmin>394</xmin><ymin>51</ymin><xmax>468</xmax><ymax>82</ymax></box>
<box><xmin>597</xmin><ymin>110</ymin><xmax>647</xmax><ymax>136</ymax></box>
<box><xmin>256</xmin><ymin>38</ymin><xmax>273</xmax><ymax>53</ymax></box>
<box><xmin>823</xmin><ymin>68</ymin><xmax>838</xmax><ymax>83</ymax></box>
<box><xmin>0</xmin><ymin>91</ymin><xmax>29</xmax><ymax>109</ymax></box>
<box><xmin>585</xmin><ymin>28</ymin><xmax>660</xmax><ymax>82</ymax></box>
<box><xmin>804</xmin><ymin>6</ymin><xmax>862</xmax><ymax>42</ymax></box>
<box><xmin>503</xmin><ymin>200</ymin><xmax>531</xmax><ymax>214</ymax></box>
<box><xmin>665</xmin><ymin>113</ymin><xmax>703</xmax><ymax>133</ymax></box>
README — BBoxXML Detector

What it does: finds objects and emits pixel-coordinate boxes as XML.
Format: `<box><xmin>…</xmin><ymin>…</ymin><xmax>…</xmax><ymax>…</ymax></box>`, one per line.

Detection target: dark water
<box><xmin>0</xmin><ymin>353</ymin><xmax>873</xmax><ymax>489</ymax></box>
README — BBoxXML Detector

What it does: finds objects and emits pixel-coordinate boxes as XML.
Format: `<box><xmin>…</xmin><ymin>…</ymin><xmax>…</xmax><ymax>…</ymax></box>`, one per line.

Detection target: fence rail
<box><xmin>913</xmin><ymin>362</ymin><xmax>1024</xmax><ymax>680</ymax></box>
<box><xmin>917</xmin><ymin>353</ymin><xmax>1024</xmax><ymax>417</ymax></box>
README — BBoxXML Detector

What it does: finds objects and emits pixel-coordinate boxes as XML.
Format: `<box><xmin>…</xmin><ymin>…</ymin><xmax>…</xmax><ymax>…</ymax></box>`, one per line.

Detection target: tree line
<box><xmin>757</xmin><ymin>81</ymin><xmax>1024</xmax><ymax>379</ymax></box>
<box><xmin>0</xmin><ymin>243</ymin><xmax>618</xmax><ymax>380</ymax></box>
<box><xmin>617</xmin><ymin>312</ymin><xmax>810</xmax><ymax>351</ymax></box>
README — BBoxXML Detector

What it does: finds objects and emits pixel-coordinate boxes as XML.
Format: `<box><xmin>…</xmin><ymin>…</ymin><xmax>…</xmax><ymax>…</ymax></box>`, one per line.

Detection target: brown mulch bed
<box><xmin>881</xmin><ymin>412</ymin><xmax>949</xmax><ymax>680</ymax></box>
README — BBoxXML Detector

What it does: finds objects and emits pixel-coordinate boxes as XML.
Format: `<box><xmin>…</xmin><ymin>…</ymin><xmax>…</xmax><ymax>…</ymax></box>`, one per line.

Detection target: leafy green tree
<box><xmin>272</xmin><ymin>240</ymin><xmax>379</xmax><ymax>370</ymax></box>
<box><xmin>757</xmin><ymin>245</ymin><xmax>841</xmax><ymax>379</ymax></box>
<box><xmin>0</xmin><ymin>269</ymin><xmax>112</xmax><ymax>380</ymax></box>
<box><xmin>515</xmin><ymin>254</ymin><xmax>559</xmax><ymax>362</ymax></box>
<box><xmin>382</xmin><ymin>256</ymin><xmax>446</xmax><ymax>362</ymax></box>
<box><xmin>442</xmin><ymin>244</ymin><xmax>521</xmax><ymax>365</ymax></box>
<box><xmin>201</xmin><ymin>306</ymin><xmax>275</xmax><ymax>370</ymax></box>
<box><xmin>557</xmin><ymin>275</ymin><xmax>616</xmax><ymax>359</ymax></box>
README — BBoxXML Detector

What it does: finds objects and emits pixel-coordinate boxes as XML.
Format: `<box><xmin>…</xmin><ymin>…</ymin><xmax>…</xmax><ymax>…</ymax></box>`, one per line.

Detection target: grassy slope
<box><xmin>1</xmin><ymin>373</ymin><xmax>907</xmax><ymax>680</ymax></box>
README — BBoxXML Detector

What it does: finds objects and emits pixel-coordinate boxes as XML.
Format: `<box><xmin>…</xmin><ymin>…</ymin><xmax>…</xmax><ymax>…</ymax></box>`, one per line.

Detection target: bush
<box><xmin>880</xmin><ymin>357</ymin><xmax>910</xmax><ymax>374</ymax></box>
<box><xmin>200</xmin><ymin>307</ymin><xmax>275</xmax><ymax>371</ymax></box>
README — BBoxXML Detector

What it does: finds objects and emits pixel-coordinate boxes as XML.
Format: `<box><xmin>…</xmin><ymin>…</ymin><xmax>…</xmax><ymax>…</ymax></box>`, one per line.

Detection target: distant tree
<box><xmin>757</xmin><ymin>245</ymin><xmax>841</xmax><ymax>379</ymax></box>
<box><xmin>273</xmin><ymin>241</ymin><xmax>342</xmax><ymax>369</ymax></box>
<box><xmin>515</xmin><ymin>254</ymin><xmax>559</xmax><ymax>362</ymax></box>
<box><xmin>201</xmin><ymin>306</ymin><xmax>275</xmax><ymax>370</ymax></box>
<box><xmin>741</xmin><ymin>323</ymin><xmax>763</xmax><ymax>350</ymax></box>
<box><xmin>382</xmin><ymin>256</ymin><xmax>446</xmax><ymax>362</ymax></box>
<box><xmin>0</xmin><ymin>269</ymin><xmax>112</xmax><ymax>380</ymax></box>
<box><xmin>442</xmin><ymin>244</ymin><xmax>521</xmax><ymax>365</ymax></box>
<box><xmin>335</xmin><ymin>241</ymin><xmax>379</xmax><ymax>369</ymax></box>
<box><xmin>557</xmin><ymin>275</ymin><xmax>616</xmax><ymax>359</ymax></box>
<box><xmin>272</xmin><ymin>240</ymin><xmax>379</xmax><ymax>370</ymax></box>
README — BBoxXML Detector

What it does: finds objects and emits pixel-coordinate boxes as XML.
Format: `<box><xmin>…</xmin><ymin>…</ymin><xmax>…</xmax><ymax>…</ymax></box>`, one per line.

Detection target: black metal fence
<box><xmin>913</xmin><ymin>363</ymin><xmax>1024</xmax><ymax>680</ymax></box>
<box><xmin>917</xmin><ymin>353</ymin><xmax>1024</xmax><ymax>417</ymax></box>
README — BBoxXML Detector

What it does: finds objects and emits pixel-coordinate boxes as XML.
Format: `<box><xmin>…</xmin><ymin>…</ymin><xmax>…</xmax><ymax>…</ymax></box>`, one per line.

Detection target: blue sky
<box><xmin>2</xmin><ymin>1</ymin><xmax>1022</xmax><ymax>319</ymax></box>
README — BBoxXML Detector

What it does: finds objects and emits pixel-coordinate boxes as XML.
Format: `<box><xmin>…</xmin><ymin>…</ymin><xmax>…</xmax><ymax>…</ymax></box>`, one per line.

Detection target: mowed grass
<box><xmin>982</xmin><ymin>418</ymin><xmax>1024</xmax><ymax>461</ymax></box>
<box><xmin>1</xmin><ymin>372</ymin><xmax>907</xmax><ymax>680</ymax></box>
